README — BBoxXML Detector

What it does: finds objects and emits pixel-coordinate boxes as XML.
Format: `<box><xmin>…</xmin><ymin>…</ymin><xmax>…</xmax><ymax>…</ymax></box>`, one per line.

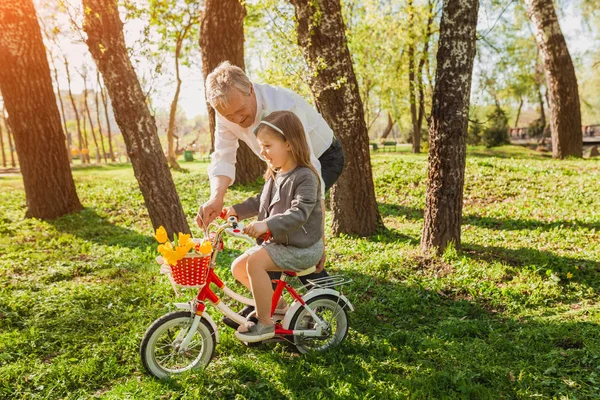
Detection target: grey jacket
<box><xmin>232</xmin><ymin>166</ymin><xmax>322</xmax><ymax>248</ymax></box>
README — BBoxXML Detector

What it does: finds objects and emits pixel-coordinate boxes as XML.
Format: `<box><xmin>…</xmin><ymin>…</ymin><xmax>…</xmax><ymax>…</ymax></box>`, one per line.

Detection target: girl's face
<box><xmin>257</xmin><ymin>129</ymin><xmax>293</xmax><ymax>170</ymax></box>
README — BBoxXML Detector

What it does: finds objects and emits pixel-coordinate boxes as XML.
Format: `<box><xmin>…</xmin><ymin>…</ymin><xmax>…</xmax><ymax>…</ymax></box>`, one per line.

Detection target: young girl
<box><xmin>222</xmin><ymin>110</ymin><xmax>323</xmax><ymax>342</ymax></box>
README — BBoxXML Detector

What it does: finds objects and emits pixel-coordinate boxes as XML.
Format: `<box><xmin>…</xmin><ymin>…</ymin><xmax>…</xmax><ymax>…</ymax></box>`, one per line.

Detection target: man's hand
<box><xmin>243</xmin><ymin>221</ymin><xmax>269</xmax><ymax>238</ymax></box>
<box><xmin>196</xmin><ymin>196</ymin><xmax>224</xmax><ymax>228</ymax></box>
<box><xmin>315</xmin><ymin>250</ymin><xmax>326</xmax><ymax>273</ymax></box>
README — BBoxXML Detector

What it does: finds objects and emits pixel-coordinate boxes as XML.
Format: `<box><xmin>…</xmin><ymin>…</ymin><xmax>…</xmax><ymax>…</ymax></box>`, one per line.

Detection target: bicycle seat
<box><xmin>283</xmin><ymin>266</ymin><xmax>316</xmax><ymax>277</ymax></box>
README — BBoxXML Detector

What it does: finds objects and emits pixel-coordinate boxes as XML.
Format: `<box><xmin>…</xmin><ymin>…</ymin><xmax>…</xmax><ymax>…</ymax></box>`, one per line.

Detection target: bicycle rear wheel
<box><xmin>288</xmin><ymin>294</ymin><xmax>349</xmax><ymax>354</ymax></box>
<box><xmin>140</xmin><ymin>311</ymin><xmax>216</xmax><ymax>378</ymax></box>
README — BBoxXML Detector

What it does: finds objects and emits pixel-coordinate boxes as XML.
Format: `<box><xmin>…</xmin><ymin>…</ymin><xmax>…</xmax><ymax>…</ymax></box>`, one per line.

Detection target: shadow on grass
<box><xmin>379</xmin><ymin>203</ymin><xmax>600</xmax><ymax>232</ymax></box>
<box><xmin>48</xmin><ymin>207</ymin><xmax>153</xmax><ymax>249</ymax></box>
<box><xmin>234</xmin><ymin>269</ymin><xmax>600</xmax><ymax>398</ymax></box>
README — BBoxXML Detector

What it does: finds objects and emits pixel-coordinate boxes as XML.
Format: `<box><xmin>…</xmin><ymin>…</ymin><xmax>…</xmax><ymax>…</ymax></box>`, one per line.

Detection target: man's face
<box><xmin>215</xmin><ymin>86</ymin><xmax>257</xmax><ymax>129</ymax></box>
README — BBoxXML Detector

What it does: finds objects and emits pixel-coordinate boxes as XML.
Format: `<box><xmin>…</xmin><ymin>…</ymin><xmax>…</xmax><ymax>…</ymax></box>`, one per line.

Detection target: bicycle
<box><xmin>140</xmin><ymin>214</ymin><xmax>353</xmax><ymax>379</ymax></box>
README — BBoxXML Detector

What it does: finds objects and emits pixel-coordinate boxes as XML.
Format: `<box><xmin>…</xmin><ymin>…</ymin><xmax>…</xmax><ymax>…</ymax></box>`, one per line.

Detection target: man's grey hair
<box><xmin>205</xmin><ymin>61</ymin><xmax>252</xmax><ymax>109</ymax></box>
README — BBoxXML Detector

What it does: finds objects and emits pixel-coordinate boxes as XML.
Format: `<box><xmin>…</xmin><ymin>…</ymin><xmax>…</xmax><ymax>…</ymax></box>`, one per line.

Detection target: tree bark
<box><xmin>526</xmin><ymin>0</ymin><xmax>582</xmax><ymax>158</ymax></box>
<box><xmin>82</xmin><ymin>0</ymin><xmax>190</xmax><ymax>237</ymax></box>
<box><xmin>0</xmin><ymin>0</ymin><xmax>83</xmax><ymax>218</ymax></box>
<box><xmin>291</xmin><ymin>0</ymin><xmax>382</xmax><ymax>236</ymax></box>
<box><xmin>420</xmin><ymin>0</ymin><xmax>479</xmax><ymax>254</ymax></box>
<box><xmin>199</xmin><ymin>0</ymin><xmax>264</xmax><ymax>184</ymax></box>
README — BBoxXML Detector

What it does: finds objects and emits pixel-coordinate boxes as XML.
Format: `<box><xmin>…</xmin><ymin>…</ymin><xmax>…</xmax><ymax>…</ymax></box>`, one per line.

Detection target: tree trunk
<box><xmin>95</xmin><ymin>70</ymin><xmax>108</xmax><ymax>163</ymax></box>
<box><xmin>82</xmin><ymin>0</ymin><xmax>190</xmax><ymax>237</ymax></box>
<box><xmin>81</xmin><ymin>72</ymin><xmax>101</xmax><ymax>164</ymax></box>
<box><xmin>291</xmin><ymin>0</ymin><xmax>382</xmax><ymax>236</ymax></box>
<box><xmin>99</xmin><ymin>79</ymin><xmax>116</xmax><ymax>162</ymax></box>
<box><xmin>2</xmin><ymin>108</ymin><xmax>17</xmax><ymax>167</ymax></box>
<box><xmin>199</xmin><ymin>0</ymin><xmax>264</xmax><ymax>184</ymax></box>
<box><xmin>420</xmin><ymin>0</ymin><xmax>479</xmax><ymax>254</ymax></box>
<box><xmin>417</xmin><ymin>0</ymin><xmax>435</xmax><ymax>138</ymax></box>
<box><xmin>514</xmin><ymin>97</ymin><xmax>523</xmax><ymax>128</ymax></box>
<box><xmin>380</xmin><ymin>112</ymin><xmax>394</xmax><ymax>139</ymax></box>
<box><xmin>166</xmin><ymin>35</ymin><xmax>184</xmax><ymax>171</ymax></box>
<box><xmin>49</xmin><ymin>56</ymin><xmax>72</xmax><ymax>163</ymax></box>
<box><xmin>0</xmin><ymin>115</ymin><xmax>6</xmax><ymax>167</ymax></box>
<box><xmin>408</xmin><ymin>0</ymin><xmax>420</xmax><ymax>153</ymax></box>
<box><xmin>526</xmin><ymin>0</ymin><xmax>582</xmax><ymax>158</ymax></box>
<box><xmin>0</xmin><ymin>0</ymin><xmax>83</xmax><ymax>218</ymax></box>
<box><xmin>64</xmin><ymin>58</ymin><xmax>86</xmax><ymax>164</ymax></box>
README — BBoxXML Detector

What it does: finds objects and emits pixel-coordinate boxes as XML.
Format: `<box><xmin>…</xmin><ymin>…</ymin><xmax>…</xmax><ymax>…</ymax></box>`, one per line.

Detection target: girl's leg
<box><xmin>231</xmin><ymin>253</ymin><xmax>251</xmax><ymax>289</ymax></box>
<box><xmin>246</xmin><ymin>248</ymin><xmax>282</xmax><ymax>326</ymax></box>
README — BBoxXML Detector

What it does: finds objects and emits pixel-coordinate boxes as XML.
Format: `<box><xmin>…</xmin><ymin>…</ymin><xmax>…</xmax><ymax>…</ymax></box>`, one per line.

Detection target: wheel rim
<box><xmin>293</xmin><ymin>298</ymin><xmax>348</xmax><ymax>352</ymax></box>
<box><xmin>148</xmin><ymin>317</ymin><xmax>209</xmax><ymax>374</ymax></box>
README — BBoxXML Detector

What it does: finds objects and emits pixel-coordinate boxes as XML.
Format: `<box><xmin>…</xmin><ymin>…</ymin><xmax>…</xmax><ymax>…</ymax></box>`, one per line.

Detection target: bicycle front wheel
<box><xmin>288</xmin><ymin>294</ymin><xmax>349</xmax><ymax>354</ymax></box>
<box><xmin>140</xmin><ymin>311</ymin><xmax>216</xmax><ymax>378</ymax></box>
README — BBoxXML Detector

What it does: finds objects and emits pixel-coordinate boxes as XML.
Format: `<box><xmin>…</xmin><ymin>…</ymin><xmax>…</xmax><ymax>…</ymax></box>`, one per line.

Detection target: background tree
<box><xmin>291</xmin><ymin>0</ymin><xmax>382</xmax><ymax>236</ymax></box>
<box><xmin>525</xmin><ymin>0</ymin><xmax>582</xmax><ymax>158</ymax></box>
<box><xmin>421</xmin><ymin>0</ymin><xmax>479</xmax><ymax>254</ymax></box>
<box><xmin>0</xmin><ymin>0</ymin><xmax>82</xmax><ymax>218</ymax></box>
<box><xmin>82</xmin><ymin>0</ymin><xmax>189</xmax><ymax>236</ymax></box>
<box><xmin>199</xmin><ymin>0</ymin><xmax>264</xmax><ymax>185</ymax></box>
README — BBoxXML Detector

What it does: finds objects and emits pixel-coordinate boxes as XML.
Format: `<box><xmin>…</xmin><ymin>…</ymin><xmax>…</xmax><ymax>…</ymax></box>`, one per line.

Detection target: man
<box><xmin>197</xmin><ymin>61</ymin><xmax>344</xmax><ymax>294</ymax></box>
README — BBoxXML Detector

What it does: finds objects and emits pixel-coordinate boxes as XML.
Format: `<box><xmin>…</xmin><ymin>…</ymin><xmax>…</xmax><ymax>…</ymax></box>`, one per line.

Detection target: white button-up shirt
<box><xmin>208</xmin><ymin>82</ymin><xmax>334</xmax><ymax>197</ymax></box>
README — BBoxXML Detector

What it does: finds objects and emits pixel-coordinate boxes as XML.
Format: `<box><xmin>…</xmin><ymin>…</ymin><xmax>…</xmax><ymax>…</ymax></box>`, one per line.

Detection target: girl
<box><xmin>223</xmin><ymin>110</ymin><xmax>323</xmax><ymax>342</ymax></box>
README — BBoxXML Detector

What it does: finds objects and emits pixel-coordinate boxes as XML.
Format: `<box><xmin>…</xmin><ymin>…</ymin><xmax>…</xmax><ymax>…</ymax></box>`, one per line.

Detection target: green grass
<box><xmin>1</xmin><ymin>146</ymin><xmax>599</xmax><ymax>399</ymax></box>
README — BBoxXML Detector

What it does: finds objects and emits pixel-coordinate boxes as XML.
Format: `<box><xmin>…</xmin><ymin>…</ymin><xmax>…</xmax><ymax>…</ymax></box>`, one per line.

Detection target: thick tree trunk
<box><xmin>83</xmin><ymin>0</ymin><xmax>190</xmax><ymax>237</ymax></box>
<box><xmin>199</xmin><ymin>0</ymin><xmax>264</xmax><ymax>184</ymax></box>
<box><xmin>381</xmin><ymin>112</ymin><xmax>394</xmax><ymax>139</ymax></box>
<box><xmin>291</xmin><ymin>0</ymin><xmax>382</xmax><ymax>236</ymax></box>
<box><xmin>420</xmin><ymin>0</ymin><xmax>479</xmax><ymax>254</ymax></box>
<box><xmin>0</xmin><ymin>0</ymin><xmax>83</xmax><ymax>218</ymax></box>
<box><xmin>99</xmin><ymin>81</ymin><xmax>116</xmax><ymax>162</ymax></box>
<box><xmin>526</xmin><ymin>0</ymin><xmax>582</xmax><ymax>158</ymax></box>
<box><xmin>95</xmin><ymin>71</ymin><xmax>108</xmax><ymax>163</ymax></box>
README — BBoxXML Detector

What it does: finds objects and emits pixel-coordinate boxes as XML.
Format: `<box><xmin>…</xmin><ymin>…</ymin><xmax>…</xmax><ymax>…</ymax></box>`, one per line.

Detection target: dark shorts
<box><xmin>319</xmin><ymin>137</ymin><xmax>345</xmax><ymax>193</ymax></box>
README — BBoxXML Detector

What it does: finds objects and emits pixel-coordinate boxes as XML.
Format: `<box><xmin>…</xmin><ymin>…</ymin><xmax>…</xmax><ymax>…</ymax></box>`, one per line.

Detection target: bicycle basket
<box><xmin>170</xmin><ymin>255</ymin><xmax>211</xmax><ymax>288</ymax></box>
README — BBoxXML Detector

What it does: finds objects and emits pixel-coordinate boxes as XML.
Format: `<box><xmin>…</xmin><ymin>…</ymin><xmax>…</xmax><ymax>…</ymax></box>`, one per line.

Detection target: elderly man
<box><xmin>197</xmin><ymin>62</ymin><xmax>344</xmax><ymax>290</ymax></box>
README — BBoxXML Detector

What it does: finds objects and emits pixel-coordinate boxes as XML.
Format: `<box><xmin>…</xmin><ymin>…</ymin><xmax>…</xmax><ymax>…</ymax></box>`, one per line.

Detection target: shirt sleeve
<box><xmin>263</xmin><ymin>171</ymin><xmax>319</xmax><ymax>238</ymax></box>
<box><xmin>232</xmin><ymin>192</ymin><xmax>261</xmax><ymax>220</ymax></box>
<box><xmin>291</xmin><ymin>105</ymin><xmax>326</xmax><ymax>199</ymax></box>
<box><xmin>207</xmin><ymin>117</ymin><xmax>239</xmax><ymax>188</ymax></box>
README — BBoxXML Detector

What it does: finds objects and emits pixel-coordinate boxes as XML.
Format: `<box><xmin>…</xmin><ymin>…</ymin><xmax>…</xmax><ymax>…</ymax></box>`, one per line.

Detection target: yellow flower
<box><xmin>178</xmin><ymin>233</ymin><xmax>192</xmax><ymax>247</ymax></box>
<box><xmin>567</xmin><ymin>272</ymin><xmax>573</xmax><ymax>279</ymax></box>
<box><xmin>154</xmin><ymin>226</ymin><xmax>168</xmax><ymax>244</ymax></box>
<box><xmin>196</xmin><ymin>240</ymin><xmax>213</xmax><ymax>255</ymax></box>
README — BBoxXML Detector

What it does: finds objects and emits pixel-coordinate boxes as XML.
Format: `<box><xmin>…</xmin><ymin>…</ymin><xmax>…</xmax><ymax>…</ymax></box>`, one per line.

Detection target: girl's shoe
<box><xmin>235</xmin><ymin>321</ymin><xmax>275</xmax><ymax>343</ymax></box>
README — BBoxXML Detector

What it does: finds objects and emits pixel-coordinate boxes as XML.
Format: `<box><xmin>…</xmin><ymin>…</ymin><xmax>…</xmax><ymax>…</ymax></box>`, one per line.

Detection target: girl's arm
<box><xmin>264</xmin><ymin>171</ymin><xmax>319</xmax><ymax>237</ymax></box>
<box><xmin>232</xmin><ymin>191</ymin><xmax>262</xmax><ymax>220</ymax></box>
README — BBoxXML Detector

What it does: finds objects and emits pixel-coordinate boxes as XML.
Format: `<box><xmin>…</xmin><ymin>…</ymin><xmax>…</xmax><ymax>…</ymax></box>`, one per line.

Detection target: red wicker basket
<box><xmin>170</xmin><ymin>255</ymin><xmax>211</xmax><ymax>288</ymax></box>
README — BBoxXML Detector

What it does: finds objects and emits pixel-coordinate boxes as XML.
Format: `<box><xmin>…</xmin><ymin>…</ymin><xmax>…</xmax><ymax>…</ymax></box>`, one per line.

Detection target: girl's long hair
<box><xmin>256</xmin><ymin>111</ymin><xmax>320</xmax><ymax>186</ymax></box>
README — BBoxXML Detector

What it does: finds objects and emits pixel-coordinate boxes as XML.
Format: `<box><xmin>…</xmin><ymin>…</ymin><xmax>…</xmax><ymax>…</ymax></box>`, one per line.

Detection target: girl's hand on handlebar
<box><xmin>221</xmin><ymin>206</ymin><xmax>237</xmax><ymax>220</ymax></box>
<box><xmin>243</xmin><ymin>221</ymin><xmax>269</xmax><ymax>238</ymax></box>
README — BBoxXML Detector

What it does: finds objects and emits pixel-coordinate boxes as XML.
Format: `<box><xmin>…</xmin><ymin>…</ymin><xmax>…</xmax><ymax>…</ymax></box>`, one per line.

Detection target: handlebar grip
<box><xmin>259</xmin><ymin>231</ymin><xmax>272</xmax><ymax>241</ymax></box>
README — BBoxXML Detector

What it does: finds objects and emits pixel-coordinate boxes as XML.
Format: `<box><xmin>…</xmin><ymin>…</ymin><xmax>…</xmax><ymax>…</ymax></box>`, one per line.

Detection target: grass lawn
<box><xmin>1</xmin><ymin>146</ymin><xmax>599</xmax><ymax>399</ymax></box>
